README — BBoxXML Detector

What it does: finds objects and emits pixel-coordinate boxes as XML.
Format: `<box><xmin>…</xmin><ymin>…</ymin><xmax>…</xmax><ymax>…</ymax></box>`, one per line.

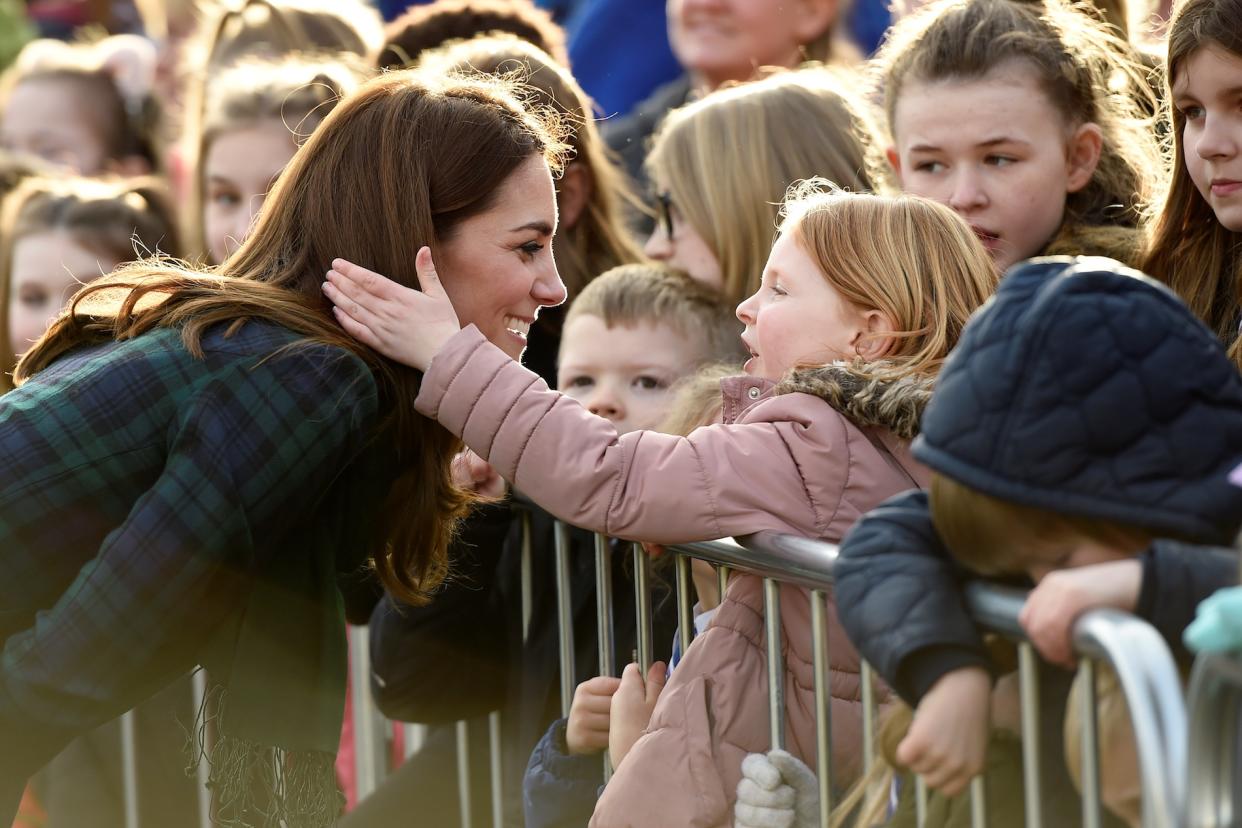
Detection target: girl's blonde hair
<box><xmin>928</xmin><ymin>472</ymin><xmax>1154</xmax><ymax>575</ymax></box>
<box><xmin>0</xmin><ymin>175</ymin><xmax>180</xmax><ymax>388</ymax></box>
<box><xmin>1141</xmin><ymin>0</ymin><xmax>1242</xmax><ymax>369</ymax></box>
<box><xmin>646</xmin><ymin>68</ymin><xmax>884</xmax><ymax>308</ymax></box>
<box><xmin>874</xmin><ymin>0</ymin><xmax>1160</xmax><ymax>230</ymax></box>
<box><xmin>418</xmin><ymin>36</ymin><xmax>643</xmax><ymax>300</ymax></box>
<box><xmin>185</xmin><ymin>54</ymin><xmax>365</xmax><ymax>259</ymax></box>
<box><xmin>780</xmin><ymin>182</ymin><xmax>998</xmax><ymax>377</ymax></box>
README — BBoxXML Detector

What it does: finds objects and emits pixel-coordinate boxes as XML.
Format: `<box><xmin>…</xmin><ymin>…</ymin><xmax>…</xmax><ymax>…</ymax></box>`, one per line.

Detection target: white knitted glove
<box><xmin>734</xmin><ymin>749</ymin><xmax>820</xmax><ymax>828</ymax></box>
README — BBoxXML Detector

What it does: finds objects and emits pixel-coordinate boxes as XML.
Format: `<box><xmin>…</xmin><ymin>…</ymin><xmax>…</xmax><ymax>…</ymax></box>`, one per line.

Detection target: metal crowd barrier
<box><xmin>1185</xmin><ymin>653</ymin><xmax>1242</xmax><ymax>826</ymax></box>
<box><xmin>105</xmin><ymin>517</ymin><xmax>1209</xmax><ymax>827</ymax></box>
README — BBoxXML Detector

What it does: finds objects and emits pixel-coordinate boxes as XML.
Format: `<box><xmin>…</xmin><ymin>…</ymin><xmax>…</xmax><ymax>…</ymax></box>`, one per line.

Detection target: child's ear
<box><xmin>885</xmin><ymin>146</ymin><xmax>903</xmax><ymax>184</ymax></box>
<box><xmin>556</xmin><ymin>161</ymin><xmax>593</xmax><ymax>232</ymax></box>
<box><xmin>1065</xmin><ymin>123</ymin><xmax>1104</xmax><ymax>194</ymax></box>
<box><xmin>853</xmin><ymin>309</ymin><xmax>896</xmax><ymax>361</ymax></box>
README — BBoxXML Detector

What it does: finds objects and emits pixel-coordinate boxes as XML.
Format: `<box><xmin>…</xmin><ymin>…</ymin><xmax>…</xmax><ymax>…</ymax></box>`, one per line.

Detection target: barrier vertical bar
<box><xmin>633</xmin><ymin>543</ymin><xmax>653</xmax><ymax>676</ymax></box>
<box><xmin>1078</xmin><ymin>658</ymin><xmax>1102</xmax><ymax>828</ymax></box>
<box><xmin>521</xmin><ymin>511</ymin><xmax>533</xmax><ymax>643</ymax></box>
<box><xmin>456</xmin><ymin>720</ymin><xmax>473</xmax><ymax>828</ymax></box>
<box><xmin>489</xmin><ymin>711</ymin><xmax>503</xmax><ymax>828</ymax></box>
<box><xmin>1018</xmin><ymin>642</ymin><xmax>1043</xmax><ymax>828</ymax></box>
<box><xmin>120</xmin><ymin>711</ymin><xmax>140</xmax><ymax>828</ymax></box>
<box><xmin>810</xmin><ymin>589</ymin><xmax>834</xmax><ymax>824</ymax></box>
<box><xmin>969</xmin><ymin>776</ymin><xmax>987</xmax><ymax>828</ymax></box>
<box><xmin>595</xmin><ymin>534</ymin><xmax>616</xmax><ymax>679</ymax></box>
<box><xmin>192</xmin><ymin>671</ymin><xmax>212</xmax><ymax>828</ymax></box>
<box><xmin>860</xmin><ymin>662</ymin><xmax>877</xmax><ymax>772</ymax></box>
<box><xmin>403</xmin><ymin>723</ymin><xmax>426</xmax><ymax>759</ymax></box>
<box><xmin>595</xmin><ymin>534</ymin><xmax>616</xmax><ymax>782</ymax></box>
<box><xmin>554</xmin><ymin>521</ymin><xmax>575</xmax><ymax>718</ymax></box>
<box><xmin>763</xmin><ymin>578</ymin><xmax>785</xmax><ymax>750</ymax></box>
<box><xmin>674</xmin><ymin>555</ymin><xmax>694</xmax><ymax>659</ymax></box>
<box><xmin>717</xmin><ymin>564</ymin><xmax>730</xmax><ymax>603</ymax></box>
<box><xmin>915</xmin><ymin>777</ymin><xmax>928</xmax><ymax>828</ymax></box>
<box><xmin>350</xmin><ymin>625</ymin><xmax>386</xmax><ymax>799</ymax></box>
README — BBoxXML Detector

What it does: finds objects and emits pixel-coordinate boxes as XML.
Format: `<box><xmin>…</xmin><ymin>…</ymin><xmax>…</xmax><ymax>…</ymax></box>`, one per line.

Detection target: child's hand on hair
<box><xmin>323</xmin><ymin>247</ymin><xmax>461</xmax><ymax>371</ymax></box>
<box><xmin>898</xmin><ymin>666</ymin><xmax>990</xmax><ymax>795</ymax></box>
<box><xmin>1019</xmin><ymin>559</ymin><xmax>1142</xmax><ymax>668</ymax></box>
<box><xmin>450</xmin><ymin>449</ymin><xmax>506</xmax><ymax>499</ymax></box>
<box><xmin>565</xmin><ymin>675</ymin><xmax>622</xmax><ymax>756</ymax></box>
<box><xmin>608</xmin><ymin>661</ymin><xmax>667</xmax><ymax>770</ymax></box>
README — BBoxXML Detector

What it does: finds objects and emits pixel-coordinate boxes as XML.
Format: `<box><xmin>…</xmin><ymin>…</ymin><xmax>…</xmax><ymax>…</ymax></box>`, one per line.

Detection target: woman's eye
<box><xmin>634</xmin><ymin>375</ymin><xmax>666</xmax><ymax>391</ymax></box>
<box><xmin>17</xmin><ymin>288</ymin><xmax>50</xmax><ymax>308</ymax></box>
<box><xmin>986</xmin><ymin>155</ymin><xmax>1017</xmax><ymax>167</ymax></box>
<box><xmin>209</xmin><ymin>191</ymin><xmax>241</xmax><ymax>208</ymax></box>
<box><xmin>913</xmin><ymin>160</ymin><xmax>945</xmax><ymax>174</ymax></box>
<box><xmin>519</xmin><ymin>241</ymin><xmax>544</xmax><ymax>259</ymax></box>
<box><xmin>1179</xmin><ymin>104</ymin><xmax>1205</xmax><ymax>121</ymax></box>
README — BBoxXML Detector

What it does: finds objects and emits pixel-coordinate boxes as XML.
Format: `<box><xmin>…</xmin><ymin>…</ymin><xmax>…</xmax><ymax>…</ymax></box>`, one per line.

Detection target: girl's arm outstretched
<box><xmin>324</xmin><ymin>255</ymin><xmax>840</xmax><ymax>544</ymax></box>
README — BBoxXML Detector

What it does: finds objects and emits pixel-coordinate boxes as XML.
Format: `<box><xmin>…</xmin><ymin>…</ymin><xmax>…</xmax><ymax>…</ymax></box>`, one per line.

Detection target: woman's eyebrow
<box><xmin>509</xmin><ymin>220</ymin><xmax>554</xmax><ymax>235</ymax></box>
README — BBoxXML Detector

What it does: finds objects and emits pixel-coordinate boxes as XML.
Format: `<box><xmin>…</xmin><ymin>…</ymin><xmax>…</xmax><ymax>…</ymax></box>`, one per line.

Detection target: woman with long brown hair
<box><xmin>0</xmin><ymin>69</ymin><xmax>566</xmax><ymax>827</ymax></box>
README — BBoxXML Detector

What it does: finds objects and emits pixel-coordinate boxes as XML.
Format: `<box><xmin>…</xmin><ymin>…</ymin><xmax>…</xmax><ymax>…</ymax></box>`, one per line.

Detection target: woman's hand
<box><xmin>323</xmin><ymin>247</ymin><xmax>461</xmax><ymax>371</ymax></box>
<box><xmin>1019</xmin><ymin>558</ymin><xmax>1142</xmax><ymax>668</ymax></box>
<box><xmin>897</xmin><ymin>666</ymin><xmax>991</xmax><ymax>795</ymax></box>
<box><xmin>608</xmin><ymin>661</ymin><xmax>667</xmax><ymax>770</ymax></box>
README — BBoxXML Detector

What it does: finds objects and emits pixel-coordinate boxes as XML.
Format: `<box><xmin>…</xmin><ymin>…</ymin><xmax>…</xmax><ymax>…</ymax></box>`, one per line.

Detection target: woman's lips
<box><xmin>1211</xmin><ymin>179</ymin><xmax>1242</xmax><ymax>197</ymax></box>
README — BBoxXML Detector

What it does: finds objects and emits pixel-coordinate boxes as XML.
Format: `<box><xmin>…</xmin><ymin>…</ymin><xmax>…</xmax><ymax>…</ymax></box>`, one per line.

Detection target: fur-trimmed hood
<box><xmin>774</xmin><ymin>363</ymin><xmax>935</xmax><ymax>441</ymax></box>
<box><xmin>1043</xmin><ymin>221</ymin><xmax>1142</xmax><ymax>268</ymax></box>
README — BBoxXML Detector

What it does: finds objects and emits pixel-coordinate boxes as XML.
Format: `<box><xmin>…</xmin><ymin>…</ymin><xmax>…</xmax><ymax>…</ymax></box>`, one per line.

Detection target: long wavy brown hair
<box><xmin>17</xmin><ymin>70</ymin><xmax>566</xmax><ymax>605</ymax></box>
<box><xmin>1141</xmin><ymin>0</ymin><xmax>1242</xmax><ymax>369</ymax></box>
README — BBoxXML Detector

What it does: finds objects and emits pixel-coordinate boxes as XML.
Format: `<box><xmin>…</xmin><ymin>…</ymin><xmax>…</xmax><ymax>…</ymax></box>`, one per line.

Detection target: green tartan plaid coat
<box><xmin>0</xmin><ymin>319</ymin><xmax>390</xmax><ymax>783</ymax></box>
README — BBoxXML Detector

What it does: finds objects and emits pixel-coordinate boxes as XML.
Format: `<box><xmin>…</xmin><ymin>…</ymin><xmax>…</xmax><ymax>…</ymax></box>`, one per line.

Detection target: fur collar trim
<box><xmin>773</xmin><ymin>363</ymin><xmax>934</xmax><ymax>440</ymax></box>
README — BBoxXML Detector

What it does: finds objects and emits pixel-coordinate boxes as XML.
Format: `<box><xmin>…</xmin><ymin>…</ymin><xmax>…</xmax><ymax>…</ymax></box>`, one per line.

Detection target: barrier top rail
<box><xmin>670</xmin><ymin>532</ymin><xmax>1189</xmax><ymax>828</ymax></box>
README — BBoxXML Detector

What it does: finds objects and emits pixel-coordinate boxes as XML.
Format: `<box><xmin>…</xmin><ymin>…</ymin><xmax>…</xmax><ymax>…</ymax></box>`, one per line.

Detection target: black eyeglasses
<box><xmin>655</xmin><ymin>191</ymin><xmax>674</xmax><ymax>241</ymax></box>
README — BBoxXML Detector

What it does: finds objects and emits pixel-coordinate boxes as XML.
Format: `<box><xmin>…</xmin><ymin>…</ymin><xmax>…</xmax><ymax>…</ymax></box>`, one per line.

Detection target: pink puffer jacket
<box><xmin>414</xmin><ymin>326</ymin><xmax>932</xmax><ymax>827</ymax></box>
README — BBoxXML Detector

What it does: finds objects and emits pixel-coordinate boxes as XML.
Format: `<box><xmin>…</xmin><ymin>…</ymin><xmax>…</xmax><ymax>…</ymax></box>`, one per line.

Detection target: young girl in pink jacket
<box><xmin>323</xmin><ymin>183</ymin><xmax>998</xmax><ymax>827</ymax></box>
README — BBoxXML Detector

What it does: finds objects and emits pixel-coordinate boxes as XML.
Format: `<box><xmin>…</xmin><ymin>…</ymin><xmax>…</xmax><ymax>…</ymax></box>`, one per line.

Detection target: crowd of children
<box><xmin>0</xmin><ymin>0</ymin><xmax>1240</xmax><ymax>826</ymax></box>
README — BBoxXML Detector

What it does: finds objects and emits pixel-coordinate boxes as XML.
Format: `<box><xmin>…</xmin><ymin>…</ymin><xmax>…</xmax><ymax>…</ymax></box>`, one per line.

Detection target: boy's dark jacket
<box><xmin>836</xmin><ymin>258</ymin><xmax>1242</xmax><ymax>826</ymax></box>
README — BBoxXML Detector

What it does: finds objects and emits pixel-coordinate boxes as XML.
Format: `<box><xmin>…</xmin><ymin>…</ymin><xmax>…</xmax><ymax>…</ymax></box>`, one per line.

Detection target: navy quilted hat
<box><xmin>914</xmin><ymin>257</ymin><xmax>1242</xmax><ymax>546</ymax></box>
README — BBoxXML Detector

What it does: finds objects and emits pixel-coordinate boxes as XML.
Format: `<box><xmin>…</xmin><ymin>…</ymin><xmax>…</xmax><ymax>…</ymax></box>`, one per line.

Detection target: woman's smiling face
<box><xmin>435</xmin><ymin>154</ymin><xmax>568</xmax><ymax>360</ymax></box>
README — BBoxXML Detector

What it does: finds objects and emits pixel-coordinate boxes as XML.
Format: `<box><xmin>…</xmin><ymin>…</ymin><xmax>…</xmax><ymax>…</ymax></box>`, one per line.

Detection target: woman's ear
<box><xmin>556</xmin><ymin>161</ymin><xmax>593</xmax><ymax>232</ymax></box>
<box><xmin>1065</xmin><ymin>122</ymin><xmax>1104</xmax><ymax>194</ymax></box>
<box><xmin>853</xmin><ymin>309</ymin><xmax>896</xmax><ymax>361</ymax></box>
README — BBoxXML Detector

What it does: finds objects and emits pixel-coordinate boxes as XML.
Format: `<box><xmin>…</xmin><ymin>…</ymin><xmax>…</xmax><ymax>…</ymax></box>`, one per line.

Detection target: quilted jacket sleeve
<box><xmin>1137</xmin><ymin>541</ymin><xmax>1238</xmax><ymax>666</ymax></box>
<box><xmin>523</xmin><ymin>718</ymin><xmax>605</xmax><ymax>828</ymax></box>
<box><xmin>835</xmin><ymin>490</ymin><xmax>991</xmax><ymax>707</ymax></box>
<box><xmin>415</xmin><ymin>326</ymin><xmax>828</xmax><ymax>543</ymax></box>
